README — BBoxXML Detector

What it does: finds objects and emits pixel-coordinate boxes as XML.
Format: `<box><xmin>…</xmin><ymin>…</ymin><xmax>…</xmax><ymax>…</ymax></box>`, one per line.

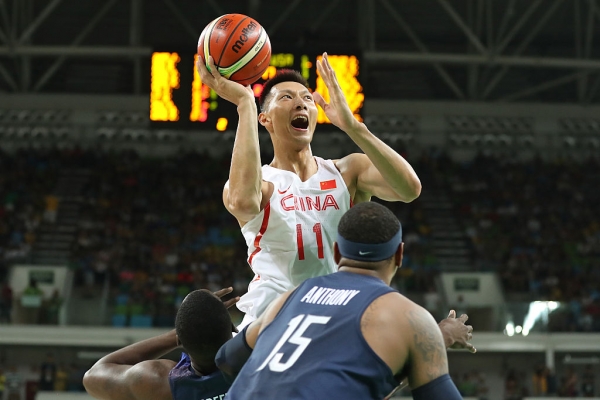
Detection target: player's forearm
<box><xmin>346</xmin><ymin>124</ymin><xmax>421</xmax><ymax>201</ymax></box>
<box><xmin>96</xmin><ymin>330</ymin><xmax>179</xmax><ymax>366</ymax></box>
<box><xmin>227</xmin><ymin>100</ymin><xmax>262</xmax><ymax>213</ymax></box>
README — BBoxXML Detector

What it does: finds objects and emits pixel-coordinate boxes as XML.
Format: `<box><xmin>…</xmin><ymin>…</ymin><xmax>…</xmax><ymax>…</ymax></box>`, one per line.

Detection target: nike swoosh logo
<box><xmin>278</xmin><ymin>185</ymin><xmax>291</xmax><ymax>194</ymax></box>
<box><xmin>358</xmin><ymin>251</ymin><xmax>372</xmax><ymax>256</ymax></box>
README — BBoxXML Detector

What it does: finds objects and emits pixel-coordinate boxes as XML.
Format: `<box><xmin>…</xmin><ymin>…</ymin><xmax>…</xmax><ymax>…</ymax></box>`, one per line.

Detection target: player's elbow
<box><xmin>227</xmin><ymin>197</ymin><xmax>261</xmax><ymax>219</ymax></box>
<box><xmin>82</xmin><ymin>368</ymin><xmax>99</xmax><ymax>394</ymax></box>
<box><xmin>402</xmin><ymin>179</ymin><xmax>422</xmax><ymax>202</ymax></box>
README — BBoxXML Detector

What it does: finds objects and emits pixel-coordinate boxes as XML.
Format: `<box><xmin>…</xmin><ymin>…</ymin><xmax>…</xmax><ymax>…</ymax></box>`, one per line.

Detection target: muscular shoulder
<box><xmin>334</xmin><ymin>154</ymin><xmax>370</xmax><ymax>201</ymax></box>
<box><xmin>126</xmin><ymin>360</ymin><xmax>176</xmax><ymax>400</ymax></box>
<box><xmin>333</xmin><ymin>153</ymin><xmax>369</xmax><ymax>179</ymax></box>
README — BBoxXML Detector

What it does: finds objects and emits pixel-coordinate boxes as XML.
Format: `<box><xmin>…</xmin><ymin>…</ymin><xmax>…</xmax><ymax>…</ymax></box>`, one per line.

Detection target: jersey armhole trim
<box><xmin>355</xmin><ymin>290</ymin><xmax>396</xmax><ymax>378</ymax></box>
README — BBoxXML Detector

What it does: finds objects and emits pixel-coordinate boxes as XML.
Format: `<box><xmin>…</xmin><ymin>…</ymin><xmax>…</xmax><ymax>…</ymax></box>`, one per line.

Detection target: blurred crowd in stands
<box><xmin>0</xmin><ymin>147</ymin><xmax>599</xmax><ymax>332</ymax></box>
<box><xmin>0</xmin><ymin>353</ymin><xmax>89</xmax><ymax>400</ymax></box>
<box><xmin>427</xmin><ymin>152</ymin><xmax>600</xmax><ymax>332</ymax></box>
<box><xmin>0</xmin><ymin>148</ymin><xmax>59</xmax><ymax>267</ymax></box>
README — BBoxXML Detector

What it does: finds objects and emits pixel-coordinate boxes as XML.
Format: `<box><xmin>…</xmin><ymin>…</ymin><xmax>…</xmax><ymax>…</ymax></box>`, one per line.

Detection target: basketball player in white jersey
<box><xmin>197</xmin><ymin>53</ymin><xmax>422</xmax><ymax>329</ymax></box>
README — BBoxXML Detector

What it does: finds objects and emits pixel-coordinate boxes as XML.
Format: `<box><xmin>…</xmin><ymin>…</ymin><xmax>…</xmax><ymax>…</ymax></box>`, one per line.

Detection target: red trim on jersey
<box><xmin>350</xmin><ymin>197</ymin><xmax>354</xmax><ymax>207</ymax></box>
<box><xmin>248</xmin><ymin>202</ymin><xmax>271</xmax><ymax>265</ymax></box>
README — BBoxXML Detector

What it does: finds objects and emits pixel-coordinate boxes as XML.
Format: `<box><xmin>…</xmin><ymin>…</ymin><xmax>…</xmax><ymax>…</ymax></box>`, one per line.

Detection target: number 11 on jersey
<box><xmin>296</xmin><ymin>223</ymin><xmax>324</xmax><ymax>260</ymax></box>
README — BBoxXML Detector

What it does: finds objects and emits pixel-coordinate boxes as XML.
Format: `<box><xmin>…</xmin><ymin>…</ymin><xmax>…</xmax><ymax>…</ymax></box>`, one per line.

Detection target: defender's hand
<box><xmin>314</xmin><ymin>52</ymin><xmax>360</xmax><ymax>133</ymax></box>
<box><xmin>196</xmin><ymin>56</ymin><xmax>254</xmax><ymax>106</ymax></box>
<box><xmin>213</xmin><ymin>287</ymin><xmax>240</xmax><ymax>310</ymax></box>
<box><xmin>438</xmin><ymin>310</ymin><xmax>476</xmax><ymax>353</ymax></box>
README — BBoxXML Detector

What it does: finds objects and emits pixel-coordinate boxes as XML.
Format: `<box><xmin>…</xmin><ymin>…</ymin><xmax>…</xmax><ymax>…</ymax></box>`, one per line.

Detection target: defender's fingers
<box><xmin>459</xmin><ymin>313</ymin><xmax>469</xmax><ymax>323</ymax></box>
<box><xmin>223</xmin><ymin>296</ymin><xmax>240</xmax><ymax>309</ymax></box>
<box><xmin>447</xmin><ymin>310</ymin><xmax>456</xmax><ymax>319</ymax></box>
<box><xmin>468</xmin><ymin>344</ymin><xmax>477</xmax><ymax>354</ymax></box>
<box><xmin>467</xmin><ymin>325</ymin><xmax>474</xmax><ymax>333</ymax></box>
<box><xmin>213</xmin><ymin>287</ymin><xmax>234</xmax><ymax>298</ymax></box>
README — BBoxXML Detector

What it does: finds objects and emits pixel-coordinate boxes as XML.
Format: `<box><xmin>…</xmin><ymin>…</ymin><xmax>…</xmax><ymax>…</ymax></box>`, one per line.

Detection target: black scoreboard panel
<box><xmin>150</xmin><ymin>51</ymin><xmax>363</xmax><ymax>131</ymax></box>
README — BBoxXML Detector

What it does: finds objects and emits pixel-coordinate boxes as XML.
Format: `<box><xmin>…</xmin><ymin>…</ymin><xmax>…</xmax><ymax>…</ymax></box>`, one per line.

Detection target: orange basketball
<box><xmin>198</xmin><ymin>14</ymin><xmax>271</xmax><ymax>86</ymax></box>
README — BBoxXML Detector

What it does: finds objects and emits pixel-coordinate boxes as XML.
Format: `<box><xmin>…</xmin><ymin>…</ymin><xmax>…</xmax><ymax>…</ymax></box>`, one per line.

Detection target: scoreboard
<box><xmin>149</xmin><ymin>51</ymin><xmax>364</xmax><ymax>131</ymax></box>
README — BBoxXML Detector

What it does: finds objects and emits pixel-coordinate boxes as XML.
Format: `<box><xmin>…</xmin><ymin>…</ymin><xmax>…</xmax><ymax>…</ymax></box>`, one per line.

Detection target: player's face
<box><xmin>260</xmin><ymin>81</ymin><xmax>318</xmax><ymax>144</ymax></box>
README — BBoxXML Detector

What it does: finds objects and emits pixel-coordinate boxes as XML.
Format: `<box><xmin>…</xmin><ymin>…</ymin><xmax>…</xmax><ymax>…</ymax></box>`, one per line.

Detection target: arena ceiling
<box><xmin>1</xmin><ymin>0</ymin><xmax>600</xmax><ymax>103</ymax></box>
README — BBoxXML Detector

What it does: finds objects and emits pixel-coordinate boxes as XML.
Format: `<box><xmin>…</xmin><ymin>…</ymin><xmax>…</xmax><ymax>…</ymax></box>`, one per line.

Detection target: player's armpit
<box><xmin>405</xmin><ymin>307</ymin><xmax>450</xmax><ymax>390</ymax></box>
<box><xmin>83</xmin><ymin>360</ymin><xmax>173</xmax><ymax>400</ymax></box>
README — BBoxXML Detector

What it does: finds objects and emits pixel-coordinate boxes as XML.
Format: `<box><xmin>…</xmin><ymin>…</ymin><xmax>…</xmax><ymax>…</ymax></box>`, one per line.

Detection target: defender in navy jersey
<box><xmin>84</xmin><ymin>288</ymin><xmax>237</xmax><ymax>400</ymax></box>
<box><xmin>217</xmin><ymin>203</ymin><xmax>465</xmax><ymax>399</ymax></box>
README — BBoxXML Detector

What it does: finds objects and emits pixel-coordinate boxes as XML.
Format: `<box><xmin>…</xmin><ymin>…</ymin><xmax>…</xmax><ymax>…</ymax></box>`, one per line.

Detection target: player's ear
<box><xmin>395</xmin><ymin>243</ymin><xmax>404</xmax><ymax>268</ymax></box>
<box><xmin>333</xmin><ymin>242</ymin><xmax>341</xmax><ymax>265</ymax></box>
<box><xmin>258</xmin><ymin>111</ymin><xmax>271</xmax><ymax>128</ymax></box>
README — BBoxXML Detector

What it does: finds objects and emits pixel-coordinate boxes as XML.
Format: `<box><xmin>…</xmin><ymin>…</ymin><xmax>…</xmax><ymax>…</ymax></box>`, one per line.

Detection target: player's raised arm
<box><xmin>196</xmin><ymin>56</ymin><xmax>265</xmax><ymax>224</ymax></box>
<box><xmin>315</xmin><ymin>53</ymin><xmax>421</xmax><ymax>203</ymax></box>
<box><xmin>83</xmin><ymin>331</ymin><xmax>178</xmax><ymax>400</ymax></box>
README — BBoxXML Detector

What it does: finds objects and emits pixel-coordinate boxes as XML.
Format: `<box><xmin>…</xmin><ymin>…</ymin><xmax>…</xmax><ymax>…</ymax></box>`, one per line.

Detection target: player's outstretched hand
<box><xmin>196</xmin><ymin>56</ymin><xmax>254</xmax><ymax>106</ymax></box>
<box><xmin>438</xmin><ymin>310</ymin><xmax>476</xmax><ymax>353</ymax></box>
<box><xmin>314</xmin><ymin>52</ymin><xmax>361</xmax><ymax>133</ymax></box>
<box><xmin>213</xmin><ymin>287</ymin><xmax>240</xmax><ymax>310</ymax></box>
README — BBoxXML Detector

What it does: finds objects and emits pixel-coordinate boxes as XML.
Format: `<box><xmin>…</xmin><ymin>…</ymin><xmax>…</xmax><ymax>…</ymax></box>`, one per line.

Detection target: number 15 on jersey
<box><xmin>257</xmin><ymin>314</ymin><xmax>331</xmax><ymax>373</ymax></box>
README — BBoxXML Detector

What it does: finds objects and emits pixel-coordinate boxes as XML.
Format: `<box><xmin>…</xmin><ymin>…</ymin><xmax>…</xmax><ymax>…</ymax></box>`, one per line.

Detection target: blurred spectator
<box><xmin>25</xmin><ymin>365</ymin><xmax>39</xmax><ymax>400</ymax></box>
<box><xmin>0</xmin><ymin>367</ymin><xmax>5</xmax><ymax>399</ymax></box>
<box><xmin>531</xmin><ymin>363</ymin><xmax>547</xmax><ymax>396</ymax></box>
<box><xmin>581</xmin><ymin>365</ymin><xmax>595</xmax><ymax>397</ymax></box>
<box><xmin>5</xmin><ymin>365</ymin><xmax>23</xmax><ymax>400</ymax></box>
<box><xmin>42</xmin><ymin>195</ymin><xmax>59</xmax><ymax>224</ymax></box>
<box><xmin>504</xmin><ymin>369</ymin><xmax>528</xmax><ymax>400</ymax></box>
<box><xmin>41</xmin><ymin>289</ymin><xmax>62</xmax><ymax>325</ymax></box>
<box><xmin>457</xmin><ymin>372</ymin><xmax>478</xmax><ymax>397</ymax></box>
<box><xmin>558</xmin><ymin>367</ymin><xmax>579</xmax><ymax>397</ymax></box>
<box><xmin>20</xmin><ymin>279</ymin><xmax>43</xmax><ymax>324</ymax></box>
<box><xmin>546</xmin><ymin>367</ymin><xmax>558</xmax><ymax>396</ymax></box>
<box><xmin>39</xmin><ymin>354</ymin><xmax>56</xmax><ymax>391</ymax></box>
<box><xmin>0</xmin><ymin>280</ymin><xmax>13</xmax><ymax>323</ymax></box>
<box><xmin>67</xmin><ymin>364</ymin><xmax>85</xmax><ymax>392</ymax></box>
<box><xmin>54</xmin><ymin>364</ymin><xmax>68</xmax><ymax>392</ymax></box>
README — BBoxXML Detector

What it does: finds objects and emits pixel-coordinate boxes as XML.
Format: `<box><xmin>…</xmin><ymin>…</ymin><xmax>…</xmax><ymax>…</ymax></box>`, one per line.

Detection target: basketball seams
<box><xmin>202</xmin><ymin>17</ymin><xmax>220</xmax><ymax>67</ymax></box>
<box><xmin>218</xmin><ymin>27</ymin><xmax>268</xmax><ymax>78</ymax></box>
<box><xmin>230</xmin><ymin>46</ymin><xmax>272</xmax><ymax>85</ymax></box>
<box><xmin>216</xmin><ymin>16</ymin><xmax>249</xmax><ymax>67</ymax></box>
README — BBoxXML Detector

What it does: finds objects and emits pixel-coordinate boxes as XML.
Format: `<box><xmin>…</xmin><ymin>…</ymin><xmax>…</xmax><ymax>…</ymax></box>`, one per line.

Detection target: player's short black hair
<box><xmin>338</xmin><ymin>202</ymin><xmax>401</xmax><ymax>245</ymax></box>
<box><xmin>175</xmin><ymin>289</ymin><xmax>232</xmax><ymax>364</ymax></box>
<box><xmin>259</xmin><ymin>69</ymin><xmax>309</xmax><ymax>112</ymax></box>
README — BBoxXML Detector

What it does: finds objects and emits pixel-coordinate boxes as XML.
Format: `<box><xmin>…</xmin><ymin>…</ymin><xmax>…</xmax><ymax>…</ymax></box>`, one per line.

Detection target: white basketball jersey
<box><xmin>237</xmin><ymin>157</ymin><xmax>352</xmax><ymax>319</ymax></box>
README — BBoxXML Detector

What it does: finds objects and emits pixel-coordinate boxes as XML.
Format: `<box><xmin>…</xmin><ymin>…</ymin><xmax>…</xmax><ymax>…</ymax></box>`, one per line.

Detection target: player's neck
<box><xmin>337</xmin><ymin>266</ymin><xmax>390</xmax><ymax>285</ymax></box>
<box><xmin>270</xmin><ymin>146</ymin><xmax>317</xmax><ymax>181</ymax></box>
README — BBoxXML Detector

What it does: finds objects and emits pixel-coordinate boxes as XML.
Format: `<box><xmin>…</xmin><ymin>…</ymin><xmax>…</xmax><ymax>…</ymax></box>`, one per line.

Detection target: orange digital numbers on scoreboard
<box><xmin>190</xmin><ymin>54</ymin><xmax>212</xmax><ymax>122</ymax></box>
<box><xmin>150</xmin><ymin>52</ymin><xmax>181</xmax><ymax>122</ymax></box>
<box><xmin>315</xmin><ymin>55</ymin><xmax>363</xmax><ymax>124</ymax></box>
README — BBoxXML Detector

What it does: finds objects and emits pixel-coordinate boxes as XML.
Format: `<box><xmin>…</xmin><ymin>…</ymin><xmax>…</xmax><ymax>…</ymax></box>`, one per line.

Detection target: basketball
<box><xmin>198</xmin><ymin>14</ymin><xmax>272</xmax><ymax>86</ymax></box>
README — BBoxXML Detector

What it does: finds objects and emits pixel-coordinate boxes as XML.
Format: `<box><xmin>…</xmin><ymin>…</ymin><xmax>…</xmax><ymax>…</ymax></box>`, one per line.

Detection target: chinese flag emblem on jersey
<box><xmin>320</xmin><ymin>179</ymin><xmax>337</xmax><ymax>190</ymax></box>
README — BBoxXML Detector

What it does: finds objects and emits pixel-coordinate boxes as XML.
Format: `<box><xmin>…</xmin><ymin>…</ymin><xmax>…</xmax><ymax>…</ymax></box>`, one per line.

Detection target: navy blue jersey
<box><xmin>169</xmin><ymin>353</ymin><xmax>229</xmax><ymax>400</ymax></box>
<box><xmin>226</xmin><ymin>271</ymin><xmax>398</xmax><ymax>399</ymax></box>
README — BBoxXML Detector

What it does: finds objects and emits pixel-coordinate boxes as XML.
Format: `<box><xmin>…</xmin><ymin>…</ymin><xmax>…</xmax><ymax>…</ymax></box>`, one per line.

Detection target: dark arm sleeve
<box><xmin>412</xmin><ymin>374</ymin><xmax>463</xmax><ymax>400</ymax></box>
<box><xmin>214</xmin><ymin>325</ymin><xmax>253</xmax><ymax>384</ymax></box>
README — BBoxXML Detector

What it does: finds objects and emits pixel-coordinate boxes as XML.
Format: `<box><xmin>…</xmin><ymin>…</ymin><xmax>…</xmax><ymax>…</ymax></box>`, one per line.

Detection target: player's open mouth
<box><xmin>291</xmin><ymin>115</ymin><xmax>309</xmax><ymax>131</ymax></box>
